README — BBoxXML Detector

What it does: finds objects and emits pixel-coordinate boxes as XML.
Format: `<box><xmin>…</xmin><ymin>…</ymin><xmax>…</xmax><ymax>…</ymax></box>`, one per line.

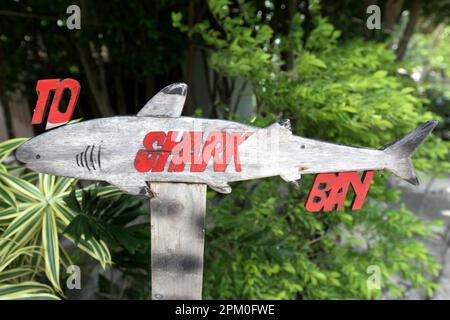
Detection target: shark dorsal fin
<box><xmin>137</xmin><ymin>83</ymin><xmax>187</xmax><ymax>118</ymax></box>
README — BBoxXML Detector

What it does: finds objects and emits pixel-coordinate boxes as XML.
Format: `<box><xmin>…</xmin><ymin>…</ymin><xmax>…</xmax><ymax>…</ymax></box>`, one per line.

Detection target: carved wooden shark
<box><xmin>16</xmin><ymin>83</ymin><xmax>437</xmax><ymax>196</ymax></box>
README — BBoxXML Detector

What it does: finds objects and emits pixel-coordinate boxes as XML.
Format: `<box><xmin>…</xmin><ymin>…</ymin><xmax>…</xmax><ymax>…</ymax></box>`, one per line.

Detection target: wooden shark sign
<box><xmin>17</xmin><ymin>82</ymin><xmax>437</xmax><ymax>300</ymax></box>
<box><xmin>16</xmin><ymin>82</ymin><xmax>436</xmax><ymax>196</ymax></box>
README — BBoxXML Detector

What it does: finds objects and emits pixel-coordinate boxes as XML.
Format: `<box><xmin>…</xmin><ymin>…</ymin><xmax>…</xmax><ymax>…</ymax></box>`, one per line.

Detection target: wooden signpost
<box><xmin>17</xmin><ymin>82</ymin><xmax>437</xmax><ymax>300</ymax></box>
<box><xmin>150</xmin><ymin>183</ymin><xmax>206</xmax><ymax>300</ymax></box>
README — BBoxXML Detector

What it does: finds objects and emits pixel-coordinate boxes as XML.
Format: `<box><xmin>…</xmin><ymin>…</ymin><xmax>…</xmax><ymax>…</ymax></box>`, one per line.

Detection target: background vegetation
<box><xmin>0</xmin><ymin>0</ymin><xmax>449</xmax><ymax>299</ymax></box>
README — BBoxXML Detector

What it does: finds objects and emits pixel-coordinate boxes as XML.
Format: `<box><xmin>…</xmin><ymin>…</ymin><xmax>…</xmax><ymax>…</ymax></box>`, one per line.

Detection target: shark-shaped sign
<box><xmin>16</xmin><ymin>83</ymin><xmax>437</xmax><ymax>198</ymax></box>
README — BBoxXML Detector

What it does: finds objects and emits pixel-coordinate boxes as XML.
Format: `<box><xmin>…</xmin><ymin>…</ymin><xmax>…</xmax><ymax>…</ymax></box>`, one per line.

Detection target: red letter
<box><xmin>349</xmin><ymin>171</ymin><xmax>374</xmax><ymax>210</ymax></box>
<box><xmin>134</xmin><ymin>132</ymin><xmax>166</xmax><ymax>172</ymax></box>
<box><xmin>191</xmin><ymin>132</ymin><xmax>222</xmax><ymax>172</ymax></box>
<box><xmin>305</xmin><ymin>171</ymin><xmax>374</xmax><ymax>212</ymax></box>
<box><xmin>305</xmin><ymin>173</ymin><xmax>338</xmax><ymax>212</ymax></box>
<box><xmin>232</xmin><ymin>132</ymin><xmax>253</xmax><ymax>172</ymax></box>
<box><xmin>191</xmin><ymin>131</ymin><xmax>253</xmax><ymax>172</ymax></box>
<box><xmin>213</xmin><ymin>132</ymin><xmax>253</xmax><ymax>172</ymax></box>
<box><xmin>32</xmin><ymin>79</ymin><xmax>80</xmax><ymax>129</ymax></box>
<box><xmin>168</xmin><ymin>131</ymin><xmax>194</xmax><ymax>172</ymax></box>
<box><xmin>32</xmin><ymin>79</ymin><xmax>60</xmax><ymax>125</ymax></box>
<box><xmin>151</xmin><ymin>131</ymin><xmax>180</xmax><ymax>172</ymax></box>
<box><xmin>322</xmin><ymin>173</ymin><xmax>351</xmax><ymax>211</ymax></box>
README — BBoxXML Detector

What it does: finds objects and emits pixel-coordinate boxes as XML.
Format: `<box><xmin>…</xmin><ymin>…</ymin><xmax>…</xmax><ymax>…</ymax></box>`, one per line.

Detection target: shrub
<box><xmin>174</xmin><ymin>0</ymin><xmax>450</xmax><ymax>299</ymax></box>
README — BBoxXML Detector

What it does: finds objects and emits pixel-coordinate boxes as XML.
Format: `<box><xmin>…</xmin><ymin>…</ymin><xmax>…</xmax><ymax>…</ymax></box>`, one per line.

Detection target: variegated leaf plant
<box><xmin>0</xmin><ymin>138</ymin><xmax>116</xmax><ymax>299</ymax></box>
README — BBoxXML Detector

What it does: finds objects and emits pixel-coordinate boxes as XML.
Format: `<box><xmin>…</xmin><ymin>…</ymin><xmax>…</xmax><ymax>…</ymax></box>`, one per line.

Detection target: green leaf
<box><xmin>51</xmin><ymin>201</ymin><xmax>111</xmax><ymax>268</ymax></box>
<box><xmin>0</xmin><ymin>204</ymin><xmax>44</xmax><ymax>241</ymax></box>
<box><xmin>63</xmin><ymin>214</ymin><xmax>100</xmax><ymax>244</ymax></box>
<box><xmin>0</xmin><ymin>281</ymin><xmax>59</xmax><ymax>300</ymax></box>
<box><xmin>0</xmin><ymin>185</ymin><xmax>17</xmax><ymax>209</ymax></box>
<box><xmin>63</xmin><ymin>190</ymin><xmax>81</xmax><ymax>213</ymax></box>
<box><xmin>0</xmin><ymin>268</ymin><xmax>34</xmax><ymax>283</ymax></box>
<box><xmin>52</xmin><ymin>177</ymin><xmax>76</xmax><ymax>196</ymax></box>
<box><xmin>0</xmin><ymin>172</ymin><xmax>43</xmax><ymax>201</ymax></box>
<box><xmin>42</xmin><ymin>207</ymin><xmax>61</xmax><ymax>292</ymax></box>
<box><xmin>0</xmin><ymin>246</ymin><xmax>36</xmax><ymax>274</ymax></box>
<box><xmin>0</xmin><ymin>138</ymin><xmax>28</xmax><ymax>163</ymax></box>
<box><xmin>39</xmin><ymin>174</ymin><xmax>56</xmax><ymax>198</ymax></box>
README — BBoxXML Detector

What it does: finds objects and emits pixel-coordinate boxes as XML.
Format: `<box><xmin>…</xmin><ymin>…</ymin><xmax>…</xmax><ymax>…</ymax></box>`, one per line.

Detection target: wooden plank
<box><xmin>15</xmin><ymin>82</ymin><xmax>438</xmax><ymax>196</ymax></box>
<box><xmin>150</xmin><ymin>182</ymin><xmax>207</xmax><ymax>300</ymax></box>
<box><xmin>15</xmin><ymin>116</ymin><xmax>430</xmax><ymax>194</ymax></box>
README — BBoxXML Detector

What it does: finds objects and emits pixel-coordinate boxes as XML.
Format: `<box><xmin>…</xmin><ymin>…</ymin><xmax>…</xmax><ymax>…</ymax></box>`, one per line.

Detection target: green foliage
<box><xmin>0</xmin><ymin>139</ymin><xmax>114</xmax><ymax>299</ymax></box>
<box><xmin>64</xmin><ymin>189</ymin><xmax>147</xmax><ymax>254</ymax></box>
<box><xmin>0</xmin><ymin>0</ymin><xmax>448</xmax><ymax>301</ymax></box>
<box><xmin>0</xmin><ymin>0</ymin><xmax>188</xmax><ymax>117</ymax></box>
<box><xmin>175</xmin><ymin>0</ymin><xmax>450</xmax><ymax>299</ymax></box>
<box><xmin>406</xmin><ymin>25</ymin><xmax>450</xmax><ymax>140</ymax></box>
<box><xmin>0</xmin><ymin>138</ymin><xmax>150</xmax><ymax>299</ymax></box>
<box><xmin>64</xmin><ymin>188</ymin><xmax>152</xmax><ymax>299</ymax></box>
<box><xmin>204</xmin><ymin>175</ymin><xmax>442</xmax><ymax>299</ymax></box>
<box><xmin>0</xmin><ymin>281</ymin><xmax>60</xmax><ymax>300</ymax></box>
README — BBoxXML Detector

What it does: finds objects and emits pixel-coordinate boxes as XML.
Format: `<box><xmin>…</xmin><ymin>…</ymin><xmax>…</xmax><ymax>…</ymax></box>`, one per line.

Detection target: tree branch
<box><xmin>396</xmin><ymin>0</ymin><xmax>421</xmax><ymax>60</ymax></box>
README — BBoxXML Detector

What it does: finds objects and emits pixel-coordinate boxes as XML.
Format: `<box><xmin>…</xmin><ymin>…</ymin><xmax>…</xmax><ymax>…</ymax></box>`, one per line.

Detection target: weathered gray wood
<box><xmin>16</xmin><ymin>116</ymin><xmax>437</xmax><ymax>194</ymax></box>
<box><xmin>13</xmin><ymin>82</ymin><xmax>438</xmax><ymax>302</ymax></box>
<box><xmin>137</xmin><ymin>83</ymin><xmax>187</xmax><ymax>118</ymax></box>
<box><xmin>16</xmin><ymin>82</ymin><xmax>438</xmax><ymax>195</ymax></box>
<box><xmin>150</xmin><ymin>182</ymin><xmax>206</xmax><ymax>300</ymax></box>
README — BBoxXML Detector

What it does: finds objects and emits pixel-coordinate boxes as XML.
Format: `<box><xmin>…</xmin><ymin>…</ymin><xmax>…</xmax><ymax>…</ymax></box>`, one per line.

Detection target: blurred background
<box><xmin>0</xmin><ymin>0</ymin><xmax>449</xmax><ymax>299</ymax></box>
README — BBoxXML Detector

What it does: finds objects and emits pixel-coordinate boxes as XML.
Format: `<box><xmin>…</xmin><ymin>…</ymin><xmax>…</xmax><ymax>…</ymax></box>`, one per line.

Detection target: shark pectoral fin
<box><xmin>208</xmin><ymin>181</ymin><xmax>232</xmax><ymax>194</ymax></box>
<box><xmin>280</xmin><ymin>171</ymin><xmax>302</xmax><ymax>187</ymax></box>
<box><xmin>107</xmin><ymin>179</ymin><xmax>152</xmax><ymax>197</ymax></box>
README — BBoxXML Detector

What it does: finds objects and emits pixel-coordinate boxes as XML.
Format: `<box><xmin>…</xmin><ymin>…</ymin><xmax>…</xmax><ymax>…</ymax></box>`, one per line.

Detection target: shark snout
<box><xmin>16</xmin><ymin>141</ymin><xmax>40</xmax><ymax>164</ymax></box>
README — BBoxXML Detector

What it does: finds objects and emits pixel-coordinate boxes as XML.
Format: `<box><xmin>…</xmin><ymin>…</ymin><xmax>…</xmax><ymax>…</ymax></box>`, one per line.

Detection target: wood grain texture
<box><xmin>137</xmin><ymin>83</ymin><xmax>187</xmax><ymax>118</ymax></box>
<box><xmin>16</xmin><ymin>115</ymin><xmax>438</xmax><ymax>194</ymax></box>
<box><xmin>150</xmin><ymin>182</ymin><xmax>206</xmax><ymax>300</ymax></box>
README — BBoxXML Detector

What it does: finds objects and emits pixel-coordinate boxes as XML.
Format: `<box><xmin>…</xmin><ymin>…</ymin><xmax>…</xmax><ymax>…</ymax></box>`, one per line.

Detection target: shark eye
<box><xmin>35</xmin><ymin>154</ymin><xmax>41</xmax><ymax>159</ymax></box>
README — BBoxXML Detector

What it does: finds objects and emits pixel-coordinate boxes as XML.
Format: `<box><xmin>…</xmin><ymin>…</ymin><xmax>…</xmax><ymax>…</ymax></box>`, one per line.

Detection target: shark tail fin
<box><xmin>383</xmin><ymin>120</ymin><xmax>438</xmax><ymax>185</ymax></box>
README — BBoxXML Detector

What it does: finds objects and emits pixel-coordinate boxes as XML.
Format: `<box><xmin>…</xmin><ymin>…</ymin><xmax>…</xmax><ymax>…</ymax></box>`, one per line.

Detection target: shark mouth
<box><xmin>76</xmin><ymin>144</ymin><xmax>102</xmax><ymax>171</ymax></box>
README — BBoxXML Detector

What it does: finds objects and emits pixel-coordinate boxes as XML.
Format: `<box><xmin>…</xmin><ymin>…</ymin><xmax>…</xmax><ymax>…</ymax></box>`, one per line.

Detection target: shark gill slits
<box><xmin>75</xmin><ymin>144</ymin><xmax>102</xmax><ymax>171</ymax></box>
<box><xmin>97</xmin><ymin>144</ymin><xmax>102</xmax><ymax>169</ymax></box>
<box><xmin>90</xmin><ymin>145</ymin><xmax>96</xmax><ymax>170</ymax></box>
<box><xmin>84</xmin><ymin>146</ymin><xmax>91</xmax><ymax>171</ymax></box>
<box><xmin>79</xmin><ymin>152</ymin><xmax>85</xmax><ymax>167</ymax></box>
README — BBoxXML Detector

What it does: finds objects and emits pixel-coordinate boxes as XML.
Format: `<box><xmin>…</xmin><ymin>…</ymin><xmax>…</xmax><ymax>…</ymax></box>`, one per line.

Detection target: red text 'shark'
<box><xmin>134</xmin><ymin>131</ymin><xmax>253</xmax><ymax>173</ymax></box>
